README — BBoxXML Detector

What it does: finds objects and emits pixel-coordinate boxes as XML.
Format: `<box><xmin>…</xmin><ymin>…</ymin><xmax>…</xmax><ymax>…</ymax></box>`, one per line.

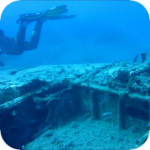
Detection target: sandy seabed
<box><xmin>24</xmin><ymin>115</ymin><xmax>145</xmax><ymax>150</ymax></box>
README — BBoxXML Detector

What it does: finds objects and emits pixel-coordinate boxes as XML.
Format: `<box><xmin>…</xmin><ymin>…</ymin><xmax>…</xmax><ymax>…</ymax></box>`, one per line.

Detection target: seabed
<box><xmin>0</xmin><ymin>62</ymin><xmax>150</xmax><ymax>149</ymax></box>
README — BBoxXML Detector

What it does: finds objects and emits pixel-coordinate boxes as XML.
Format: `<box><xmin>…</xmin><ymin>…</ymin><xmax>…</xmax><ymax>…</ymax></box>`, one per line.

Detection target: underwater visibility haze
<box><xmin>0</xmin><ymin>0</ymin><xmax>150</xmax><ymax>66</ymax></box>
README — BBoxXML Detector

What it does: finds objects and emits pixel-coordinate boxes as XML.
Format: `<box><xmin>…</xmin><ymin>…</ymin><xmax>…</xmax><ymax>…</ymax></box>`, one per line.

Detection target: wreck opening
<box><xmin>0</xmin><ymin>95</ymin><xmax>49</xmax><ymax>149</ymax></box>
<box><xmin>0</xmin><ymin>82</ymin><xmax>83</xmax><ymax>149</ymax></box>
<box><xmin>125</xmin><ymin>106</ymin><xmax>149</xmax><ymax>122</ymax></box>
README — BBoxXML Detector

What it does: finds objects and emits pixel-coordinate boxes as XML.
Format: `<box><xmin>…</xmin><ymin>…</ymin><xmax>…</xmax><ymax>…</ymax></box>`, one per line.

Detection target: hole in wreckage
<box><xmin>0</xmin><ymin>81</ymin><xmax>82</xmax><ymax>149</ymax></box>
<box><xmin>126</xmin><ymin>106</ymin><xmax>149</xmax><ymax>121</ymax></box>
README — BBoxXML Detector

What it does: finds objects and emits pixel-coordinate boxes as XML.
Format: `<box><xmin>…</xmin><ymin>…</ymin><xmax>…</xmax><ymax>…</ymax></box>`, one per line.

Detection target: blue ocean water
<box><xmin>0</xmin><ymin>0</ymin><xmax>150</xmax><ymax>66</ymax></box>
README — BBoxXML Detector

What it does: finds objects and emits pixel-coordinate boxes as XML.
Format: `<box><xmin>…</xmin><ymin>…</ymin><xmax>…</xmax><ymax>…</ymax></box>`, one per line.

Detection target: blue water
<box><xmin>0</xmin><ymin>0</ymin><xmax>150</xmax><ymax>67</ymax></box>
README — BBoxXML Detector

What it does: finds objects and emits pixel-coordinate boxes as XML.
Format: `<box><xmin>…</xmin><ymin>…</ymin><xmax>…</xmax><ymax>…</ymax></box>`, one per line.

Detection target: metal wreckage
<box><xmin>0</xmin><ymin>52</ymin><xmax>149</xmax><ymax>149</ymax></box>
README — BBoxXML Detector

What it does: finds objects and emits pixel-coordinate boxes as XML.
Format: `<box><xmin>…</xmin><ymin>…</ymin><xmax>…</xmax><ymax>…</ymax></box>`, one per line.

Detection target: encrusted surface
<box><xmin>0</xmin><ymin>62</ymin><xmax>150</xmax><ymax>104</ymax></box>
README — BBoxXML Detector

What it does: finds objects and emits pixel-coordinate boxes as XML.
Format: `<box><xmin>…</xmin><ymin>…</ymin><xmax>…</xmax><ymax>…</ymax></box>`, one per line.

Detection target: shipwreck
<box><xmin>0</xmin><ymin>61</ymin><xmax>149</xmax><ymax>149</ymax></box>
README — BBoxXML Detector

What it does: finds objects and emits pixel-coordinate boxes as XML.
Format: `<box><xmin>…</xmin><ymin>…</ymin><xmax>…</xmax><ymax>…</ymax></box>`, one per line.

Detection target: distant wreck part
<box><xmin>141</xmin><ymin>50</ymin><xmax>147</xmax><ymax>63</ymax></box>
<box><xmin>133</xmin><ymin>55</ymin><xmax>138</xmax><ymax>63</ymax></box>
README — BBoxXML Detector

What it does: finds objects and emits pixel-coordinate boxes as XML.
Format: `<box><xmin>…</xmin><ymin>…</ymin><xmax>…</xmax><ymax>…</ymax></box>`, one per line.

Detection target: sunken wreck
<box><xmin>0</xmin><ymin>60</ymin><xmax>150</xmax><ymax>149</ymax></box>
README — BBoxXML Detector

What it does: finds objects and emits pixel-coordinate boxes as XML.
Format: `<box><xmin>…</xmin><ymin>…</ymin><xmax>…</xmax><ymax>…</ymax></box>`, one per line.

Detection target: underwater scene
<box><xmin>0</xmin><ymin>0</ymin><xmax>150</xmax><ymax>149</ymax></box>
